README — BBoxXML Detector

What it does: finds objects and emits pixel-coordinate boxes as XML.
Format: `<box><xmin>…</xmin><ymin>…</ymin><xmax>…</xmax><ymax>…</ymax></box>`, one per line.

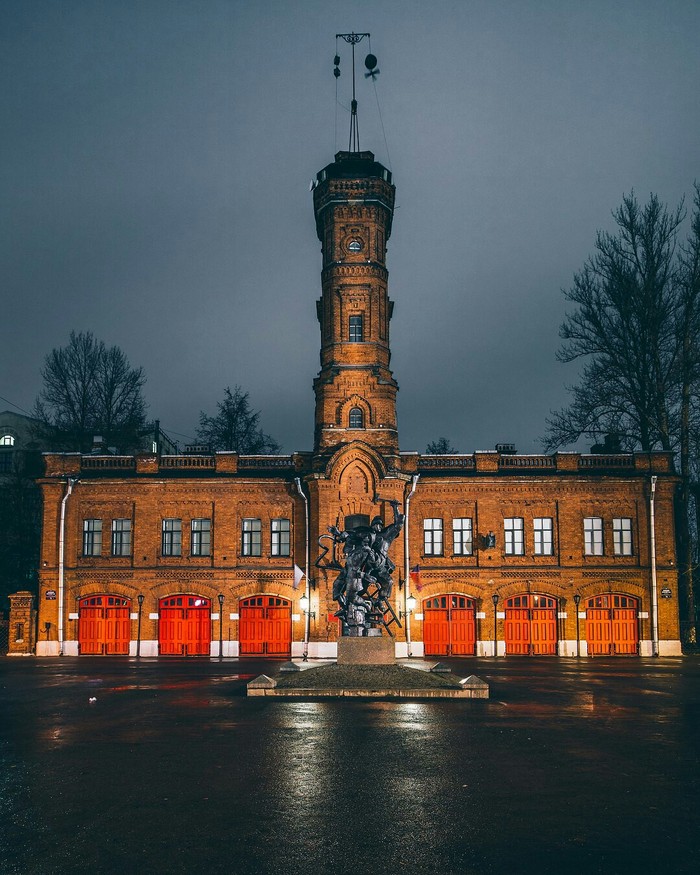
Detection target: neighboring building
<box><xmin>36</xmin><ymin>150</ymin><xmax>682</xmax><ymax>658</ymax></box>
<box><xmin>1</xmin><ymin>411</ymin><xmax>44</xmax><ymax>636</ymax></box>
<box><xmin>0</xmin><ymin>411</ymin><xmax>43</xmax><ymax>478</ymax></box>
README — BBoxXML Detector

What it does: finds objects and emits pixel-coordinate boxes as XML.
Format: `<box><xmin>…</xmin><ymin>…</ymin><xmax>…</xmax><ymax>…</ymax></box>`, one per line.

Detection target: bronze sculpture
<box><xmin>325</xmin><ymin>500</ymin><xmax>405</xmax><ymax>636</ymax></box>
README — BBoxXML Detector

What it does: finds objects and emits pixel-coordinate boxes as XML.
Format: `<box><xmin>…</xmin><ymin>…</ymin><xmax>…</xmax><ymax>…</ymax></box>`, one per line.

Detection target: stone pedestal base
<box><xmin>337</xmin><ymin>635</ymin><xmax>395</xmax><ymax>665</ymax></box>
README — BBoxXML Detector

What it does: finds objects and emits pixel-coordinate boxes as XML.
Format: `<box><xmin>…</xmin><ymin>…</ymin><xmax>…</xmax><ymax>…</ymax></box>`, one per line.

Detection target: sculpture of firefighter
<box><xmin>326</xmin><ymin>500</ymin><xmax>405</xmax><ymax>637</ymax></box>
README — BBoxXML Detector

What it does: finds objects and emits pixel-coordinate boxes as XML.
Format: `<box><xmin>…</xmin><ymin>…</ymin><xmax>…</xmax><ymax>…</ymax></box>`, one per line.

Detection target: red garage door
<box><xmin>586</xmin><ymin>594</ymin><xmax>639</xmax><ymax>655</ymax></box>
<box><xmin>239</xmin><ymin>596</ymin><xmax>291</xmax><ymax>657</ymax></box>
<box><xmin>505</xmin><ymin>594</ymin><xmax>557</xmax><ymax>655</ymax></box>
<box><xmin>159</xmin><ymin>595</ymin><xmax>211</xmax><ymax>656</ymax></box>
<box><xmin>78</xmin><ymin>595</ymin><xmax>131</xmax><ymax>655</ymax></box>
<box><xmin>423</xmin><ymin>595</ymin><xmax>476</xmax><ymax>656</ymax></box>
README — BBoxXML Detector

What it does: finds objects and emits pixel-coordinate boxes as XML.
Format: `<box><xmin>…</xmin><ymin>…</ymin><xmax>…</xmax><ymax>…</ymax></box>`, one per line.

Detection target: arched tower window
<box><xmin>348</xmin><ymin>407</ymin><xmax>364</xmax><ymax>429</ymax></box>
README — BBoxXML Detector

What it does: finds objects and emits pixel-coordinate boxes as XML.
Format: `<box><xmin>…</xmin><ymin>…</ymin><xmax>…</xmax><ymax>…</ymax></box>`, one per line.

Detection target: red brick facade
<box><xmin>36</xmin><ymin>151</ymin><xmax>682</xmax><ymax>657</ymax></box>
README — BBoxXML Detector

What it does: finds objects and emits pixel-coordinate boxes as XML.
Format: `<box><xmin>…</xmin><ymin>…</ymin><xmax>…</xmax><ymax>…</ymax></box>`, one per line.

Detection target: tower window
<box><xmin>349</xmin><ymin>407</ymin><xmax>364</xmax><ymax>429</ymax></box>
<box><xmin>349</xmin><ymin>315</ymin><xmax>363</xmax><ymax>342</ymax></box>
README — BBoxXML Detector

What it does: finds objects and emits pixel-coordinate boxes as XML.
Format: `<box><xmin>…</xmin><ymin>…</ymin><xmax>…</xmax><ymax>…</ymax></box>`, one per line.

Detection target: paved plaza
<box><xmin>1</xmin><ymin>656</ymin><xmax>699</xmax><ymax>874</ymax></box>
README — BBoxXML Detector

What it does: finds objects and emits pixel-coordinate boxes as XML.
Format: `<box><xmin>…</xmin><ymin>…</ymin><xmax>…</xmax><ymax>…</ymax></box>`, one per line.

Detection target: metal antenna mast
<box><xmin>334</xmin><ymin>32</ymin><xmax>378</xmax><ymax>153</ymax></box>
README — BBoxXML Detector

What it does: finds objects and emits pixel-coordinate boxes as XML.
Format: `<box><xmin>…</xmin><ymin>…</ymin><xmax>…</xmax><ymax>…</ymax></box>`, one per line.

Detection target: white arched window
<box><xmin>1</xmin><ymin>434</ymin><xmax>15</xmax><ymax>446</ymax></box>
<box><xmin>348</xmin><ymin>408</ymin><xmax>364</xmax><ymax>429</ymax></box>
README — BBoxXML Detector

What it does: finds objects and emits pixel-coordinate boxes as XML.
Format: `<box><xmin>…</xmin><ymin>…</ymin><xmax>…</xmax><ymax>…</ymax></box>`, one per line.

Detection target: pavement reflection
<box><xmin>1</xmin><ymin>656</ymin><xmax>698</xmax><ymax>874</ymax></box>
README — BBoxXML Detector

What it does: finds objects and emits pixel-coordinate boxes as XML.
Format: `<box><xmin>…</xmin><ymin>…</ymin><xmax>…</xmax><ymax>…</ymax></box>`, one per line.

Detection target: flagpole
<box><xmin>403</xmin><ymin>475</ymin><xmax>420</xmax><ymax>657</ymax></box>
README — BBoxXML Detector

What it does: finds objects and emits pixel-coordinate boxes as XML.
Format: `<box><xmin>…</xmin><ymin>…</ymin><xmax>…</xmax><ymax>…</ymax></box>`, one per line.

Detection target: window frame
<box><xmin>111</xmin><ymin>518</ymin><xmax>132</xmax><ymax>557</ymax></box>
<box><xmin>191</xmin><ymin>518</ymin><xmax>211</xmax><ymax>557</ymax></box>
<box><xmin>612</xmin><ymin>517</ymin><xmax>633</xmax><ymax>556</ymax></box>
<box><xmin>452</xmin><ymin>517</ymin><xmax>473</xmax><ymax>556</ymax></box>
<box><xmin>162</xmin><ymin>518</ymin><xmax>182</xmax><ymax>557</ymax></box>
<box><xmin>423</xmin><ymin>518</ymin><xmax>444</xmax><ymax>556</ymax></box>
<box><xmin>82</xmin><ymin>519</ymin><xmax>102</xmax><ymax>557</ymax></box>
<box><xmin>242</xmin><ymin>518</ymin><xmax>262</xmax><ymax>557</ymax></box>
<box><xmin>504</xmin><ymin>517</ymin><xmax>525</xmax><ymax>556</ymax></box>
<box><xmin>533</xmin><ymin>517</ymin><xmax>554</xmax><ymax>556</ymax></box>
<box><xmin>271</xmin><ymin>518</ymin><xmax>290</xmax><ymax>557</ymax></box>
<box><xmin>349</xmin><ymin>314</ymin><xmax>363</xmax><ymax>343</ymax></box>
<box><xmin>584</xmin><ymin>517</ymin><xmax>604</xmax><ymax>556</ymax></box>
<box><xmin>348</xmin><ymin>407</ymin><xmax>364</xmax><ymax>429</ymax></box>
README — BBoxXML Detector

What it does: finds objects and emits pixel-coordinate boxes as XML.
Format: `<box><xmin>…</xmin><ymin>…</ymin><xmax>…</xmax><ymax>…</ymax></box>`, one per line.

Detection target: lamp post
<box><xmin>136</xmin><ymin>594</ymin><xmax>144</xmax><ymax>658</ymax></box>
<box><xmin>573</xmin><ymin>593</ymin><xmax>581</xmax><ymax>658</ymax></box>
<box><xmin>492</xmin><ymin>593</ymin><xmax>499</xmax><ymax>657</ymax></box>
<box><xmin>217</xmin><ymin>593</ymin><xmax>224</xmax><ymax>659</ymax></box>
<box><xmin>299</xmin><ymin>596</ymin><xmax>315</xmax><ymax>661</ymax></box>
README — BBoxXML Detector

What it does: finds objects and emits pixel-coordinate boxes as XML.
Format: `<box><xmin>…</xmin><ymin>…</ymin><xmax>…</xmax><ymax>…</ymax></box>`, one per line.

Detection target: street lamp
<box><xmin>400</xmin><ymin>594</ymin><xmax>417</xmax><ymax>619</ymax></box>
<box><xmin>492</xmin><ymin>593</ymin><xmax>500</xmax><ymax>657</ymax></box>
<box><xmin>573</xmin><ymin>593</ymin><xmax>581</xmax><ymax>658</ymax></box>
<box><xmin>217</xmin><ymin>593</ymin><xmax>224</xmax><ymax>659</ymax></box>
<box><xmin>136</xmin><ymin>593</ymin><xmax>144</xmax><ymax>659</ymax></box>
<box><xmin>299</xmin><ymin>595</ymin><xmax>315</xmax><ymax>619</ymax></box>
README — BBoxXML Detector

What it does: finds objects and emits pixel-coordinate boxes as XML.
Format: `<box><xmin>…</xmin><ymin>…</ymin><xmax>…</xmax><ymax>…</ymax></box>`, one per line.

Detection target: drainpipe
<box><xmin>403</xmin><ymin>474</ymin><xmax>420</xmax><ymax>657</ymax></box>
<box><xmin>650</xmin><ymin>475</ymin><xmax>659</xmax><ymax>656</ymax></box>
<box><xmin>294</xmin><ymin>478</ymin><xmax>310</xmax><ymax>660</ymax></box>
<box><xmin>58</xmin><ymin>477</ymin><xmax>77</xmax><ymax>656</ymax></box>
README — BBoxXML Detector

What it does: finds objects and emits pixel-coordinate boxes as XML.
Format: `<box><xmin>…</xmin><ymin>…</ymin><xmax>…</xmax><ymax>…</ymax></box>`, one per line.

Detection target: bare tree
<box><xmin>544</xmin><ymin>192</ymin><xmax>684</xmax><ymax>453</ymax></box>
<box><xmin>425</xmin><ymin>437</ymin><xmax>458</xmax><ymax>454</ymax></box>
<box><xmin>34</xmin><ymin>331</ymin><xmax>147</xmax><ymax>453</ymax></box>
<box><xmin>545</xmin><ymin>189</ymin><xmax>699</xmax><ymax>643</ymax></box>
<box><xmin>196</xmin><ymin>386</ymin><xmax>281</xmax><ymax>454</ymax></box>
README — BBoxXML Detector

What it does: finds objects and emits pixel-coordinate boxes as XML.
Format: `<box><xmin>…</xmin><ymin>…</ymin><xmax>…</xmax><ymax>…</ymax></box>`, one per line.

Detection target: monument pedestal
<box><xmin>337</xmin><ymin>635</ymin><xmax>395</xmax><ymax>665</ymax></box>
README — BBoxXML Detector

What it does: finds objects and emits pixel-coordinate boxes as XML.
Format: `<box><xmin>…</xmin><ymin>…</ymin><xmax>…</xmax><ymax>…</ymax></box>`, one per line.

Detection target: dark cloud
<box><xmin>2</xmin><ymin>0</ymin><xmax>699</xmax><ymax>453</ymax></box>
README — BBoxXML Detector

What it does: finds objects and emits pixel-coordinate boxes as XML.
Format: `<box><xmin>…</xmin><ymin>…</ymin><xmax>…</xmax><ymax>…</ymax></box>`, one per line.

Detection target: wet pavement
<box><xmin>1</xmin><ymin>656</ymin><xmax>699</xmax><ymax>875</ymax></box>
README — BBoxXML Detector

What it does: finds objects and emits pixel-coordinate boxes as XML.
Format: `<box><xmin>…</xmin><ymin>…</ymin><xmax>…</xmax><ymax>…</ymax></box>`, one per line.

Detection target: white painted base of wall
<box><xmin>133</xmin><ymin>640</ymin><xmax>159</xmax><ymax>657</ymax></box>
<box><xmin>35</xmin><ymin>641</ymin><xmax>60</xmax><ymax>656</ymax></box>
<box><xmin>659</xmin><ymin>639</ymin><xmax>683</xmax><ymax>656</ymax></box>
<box><xmin>63</xmin><ymin>641</ymin><xmax>78</xmax><ymax>656</ymax></box>
<box><xmin>303</xmin><ymin>641</ymin><xmax>337</xmax><ymax>659</ymax></box>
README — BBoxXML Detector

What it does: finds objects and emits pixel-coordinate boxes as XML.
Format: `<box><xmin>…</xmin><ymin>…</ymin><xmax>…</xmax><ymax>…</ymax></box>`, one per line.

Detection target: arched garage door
<box><xmin>423</xmin><ymin>595</ymin><xmax>476</xmax><ymax>656</ymax></box>
<box><xmin>585</xmin><ymin>594</ymin><xmax>639</xmax><ymax>655</ymax></box>
<box><xmin>159</xmin><ymin>595</ymin><xmax>211</xmax><ymax>656</ymax></box>
<box><xmin>78</xmin><ymin>595</ymin><xmax>131</xmax><ymax>655</ymax></box>
<box><xmin>505</xmin><ymin>594</ymin><xmax>557</xmax><ymax>655</ymax></box>
<box><xmin>239</xmin><ymin>596</ymin><xmax>291</xmax><ymax>657</ymax></box>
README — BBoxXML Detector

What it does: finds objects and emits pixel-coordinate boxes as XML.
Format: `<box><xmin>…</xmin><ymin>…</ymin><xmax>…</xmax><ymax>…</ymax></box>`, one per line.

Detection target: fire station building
<box><xmin>36</xmin><ymin>150</ymin><xmax>682</xmax><ymax>659</ymax></box>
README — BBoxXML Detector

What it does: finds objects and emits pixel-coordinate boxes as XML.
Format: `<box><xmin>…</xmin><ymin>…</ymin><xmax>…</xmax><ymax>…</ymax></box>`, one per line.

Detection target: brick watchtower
<box><xmin>312</xmin><ymin>150</ymin><xmax>398</xmax><ymax>455</ymax></box>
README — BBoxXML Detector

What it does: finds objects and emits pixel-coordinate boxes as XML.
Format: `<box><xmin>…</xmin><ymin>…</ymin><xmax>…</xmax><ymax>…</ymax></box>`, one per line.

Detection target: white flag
<box><xmin>293</xmin><ymin>565</ymin><xmax>305</xmax><ymax>589</ymax></box>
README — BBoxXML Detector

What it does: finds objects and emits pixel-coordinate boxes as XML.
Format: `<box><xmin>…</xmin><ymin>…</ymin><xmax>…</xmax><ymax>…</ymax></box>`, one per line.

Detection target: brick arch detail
<box><xmin>325</xmin><ymin>441</ymin><xmax>389</xmax><ymax>483</ymax></box>
<box><xmin>336</xmin><ymin>395</ymin><xmax>373</xmax><ymax>428</ymax></box>
<box><xmin>576</xmin><ymin>580</ymin><xmax>647</xmax><ymax>604</ymax></box>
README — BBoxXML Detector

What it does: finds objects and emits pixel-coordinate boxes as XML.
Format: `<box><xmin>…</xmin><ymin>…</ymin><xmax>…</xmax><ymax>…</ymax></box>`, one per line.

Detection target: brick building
<box><xmin>36</xmin><ymin>150</ymin><xmax>682</xmax><ymax>658</ymax></box>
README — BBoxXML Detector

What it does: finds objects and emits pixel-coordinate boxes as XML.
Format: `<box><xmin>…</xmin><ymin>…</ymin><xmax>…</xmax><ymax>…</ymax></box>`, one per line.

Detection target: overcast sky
<box><xmin>2</xmin><ymin>0</ymin><xmax>699</xmax><ymax>454</ymax></box>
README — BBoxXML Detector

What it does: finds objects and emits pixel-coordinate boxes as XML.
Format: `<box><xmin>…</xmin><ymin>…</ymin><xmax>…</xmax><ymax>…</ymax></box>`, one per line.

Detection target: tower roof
<box><xmin>316</xmin><ymin>151</ymin><xmax>392</xmax><ymax>185</ymax></box>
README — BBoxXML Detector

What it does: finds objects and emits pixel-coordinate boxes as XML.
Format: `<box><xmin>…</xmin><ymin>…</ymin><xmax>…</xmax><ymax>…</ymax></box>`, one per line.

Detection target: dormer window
<box><xmin>1</xmin><ymin>434</ymin><xmax>15</xmax><ymax>446</ymax></box>
<box><xmin>349</xmin><ymin>408</ymin><xmax>364</xmax><ymax>429</ymax></box>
